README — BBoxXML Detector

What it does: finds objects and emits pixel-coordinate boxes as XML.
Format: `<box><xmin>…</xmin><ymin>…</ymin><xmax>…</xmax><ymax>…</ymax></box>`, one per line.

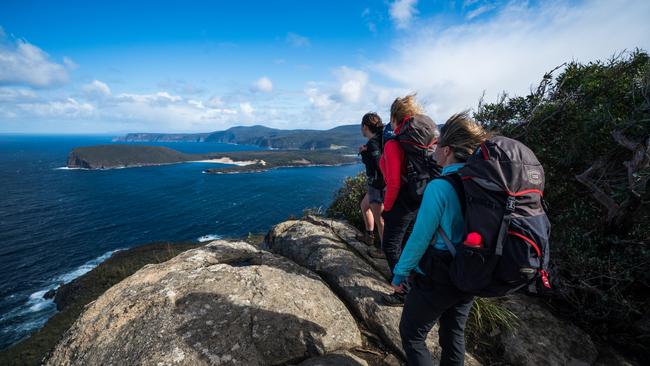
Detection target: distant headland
<box><xmin>112</xmin><ymin>124</ymin><xmax>366</xmax><ymax>151</ymax></box>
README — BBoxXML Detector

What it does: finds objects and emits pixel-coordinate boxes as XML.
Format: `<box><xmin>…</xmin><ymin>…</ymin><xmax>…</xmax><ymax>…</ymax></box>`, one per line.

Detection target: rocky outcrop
<box><xmin>46</xmin><ymin>241</ymin><xmax>361</xmax><ymax>365</ymax></box>
<box><xmin>47</xmin><ymin>217</ymin><xmax>629</xmax><ymax>366</ymax></box>
<box><xmin>267</xmin><ymin>217</ymin><xmax>627</xmax><ymax>366</ymax></box>
<box><xmin>266</xmin><ymin>216</ymin><xmax>480</xmax><ymax>365</ymax></box>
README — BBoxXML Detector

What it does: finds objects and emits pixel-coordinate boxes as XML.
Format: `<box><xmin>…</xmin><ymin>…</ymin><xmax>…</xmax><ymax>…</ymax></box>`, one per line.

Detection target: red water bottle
<box><xmin>464</xmin><ymin>232</ymin><xmax>483</xmax><ymax>247</ymax></box>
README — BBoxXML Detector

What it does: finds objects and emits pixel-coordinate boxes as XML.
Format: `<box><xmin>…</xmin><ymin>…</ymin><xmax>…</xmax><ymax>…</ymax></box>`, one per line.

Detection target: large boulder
<box><xmin>46</xmin><ymin>240</ymin><xmax>362</xmax><ymax>366</ymax></box>
<box><xmin>493</xmin><ymin>296</ymin><xmax>599</xmax><ymax>366</ymax></box>
<box><xmin>266</xmin><ymin>216</ymin><xmax>481</xmax><ymax>365</ymax></box>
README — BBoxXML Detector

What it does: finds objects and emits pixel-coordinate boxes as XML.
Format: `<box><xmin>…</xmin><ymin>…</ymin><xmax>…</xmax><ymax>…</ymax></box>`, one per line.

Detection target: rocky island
<box><xmin>66</xmin><ymin>145</ymin><xmax>358</xmax><ymax>172</ymax></box>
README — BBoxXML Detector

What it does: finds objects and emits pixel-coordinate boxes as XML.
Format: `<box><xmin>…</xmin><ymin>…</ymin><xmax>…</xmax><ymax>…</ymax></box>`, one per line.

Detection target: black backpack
<box><xmin>395</xmin><ymin>115</ymin><xmax>442</xmax><ymax>203</ymax></box>
<box><xmin>439</xmin><ymin>136</ymin><xmax>551</xmax><ymax>297</ymax></box>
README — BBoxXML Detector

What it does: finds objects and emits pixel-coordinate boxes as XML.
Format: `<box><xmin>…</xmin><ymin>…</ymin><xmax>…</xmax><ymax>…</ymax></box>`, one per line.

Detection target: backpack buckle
<box><xmin>506</xmin><ymin>196</ymin><xmax>516</xmax><ymax>212</ymax></box>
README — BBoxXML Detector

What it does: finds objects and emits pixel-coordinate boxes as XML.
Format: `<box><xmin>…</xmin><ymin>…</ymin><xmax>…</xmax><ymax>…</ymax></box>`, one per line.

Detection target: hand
<box><xmin>391</xmin><ymin>283</ymin><xmax>406</xmax><ymax>294</ymax></box>
<box><xmin>358</xmin><ymin>144</ymin><xmax>367</xmax><ymax>153</ymax></box>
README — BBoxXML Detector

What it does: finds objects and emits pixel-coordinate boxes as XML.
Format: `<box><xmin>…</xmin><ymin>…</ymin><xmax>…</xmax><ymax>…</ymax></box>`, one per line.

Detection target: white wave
<box><xmin>2</xmin><ymin>248</ymin><xmax>125</xmax><ymax>326</ymax></box>
<box><xmin>55</xmin><ymin>249</ymin><xmax>124</xmax><ymax>284</ymax></box>
<box><xmin>197</xmin><ymin>234</ymin><xmax>221</xmax><ymax>242</ymax></box>
<box><xmin>54</xmin><ymin>166</ymin><xmax>89</xmax><ymax>170</ymax></box>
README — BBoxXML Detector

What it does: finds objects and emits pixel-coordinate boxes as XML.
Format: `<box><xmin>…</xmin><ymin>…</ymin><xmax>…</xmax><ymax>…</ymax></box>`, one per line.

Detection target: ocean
<box><xmin>0</xmin><ymin>134</ymin><xmax>362</xmax><ymax>350</ymax></box>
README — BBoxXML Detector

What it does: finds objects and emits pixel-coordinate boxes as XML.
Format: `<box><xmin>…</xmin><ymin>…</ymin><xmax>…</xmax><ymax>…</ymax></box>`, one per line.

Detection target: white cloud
<box><xmin>206</xmin><ymin>96</ymin><xmax>224</xmax><ymax>107</ymax></box>
<box><xmin>82</xmin><ymin>80</ymin><xmax>111</xmax><ymax>98</ymax></box>
<box><xmin>251</xmin><ymin>76</ymin><xmax>273</xmax><ymax>92</ymax></box>
<box><xmin>334</xmin><ymin>67</ymin><xmax>368</xmax><ymax>104</ymax></box>
<box><xmin>239</xmin><ymin>102</ymin><xmax>254</xmax><ymax>116</ymax></box>
<box><xmin>17</xmin><ymin>98</ymin><xmax>94</xmax><ymax>118</ymax></box>
<box><xmin>0</xmin><ymin>87</ymin><xmax>37</xmax><ymax>102</ymax></box>
<box><xmin>0</xmin><ymin>35</ymin><xmax>71</xmax><ymax>88</ymax></box>
<box><xmin>286</xmin><ymin>32</ymin><xmax>310</xmax><ymax>47</ymax></box>
<box><xmin>375</xmin><ymin>0</ymin><xmax>650</xmax><ymax>123</ymax></box>
<box><xmin>362</xmin><ymin>8</ymin><xmax>379</xmax><ymax>33</ymax></box>
<box><xmin>305</xmin><ymin>86</ymin><xmax>336</xmax><ymax>110</ymax></box>
<box><xmin>466</xmin><ymin>4</ymin><xmax>494</xmax><ymax>20</ymax></box>
<box><xmin>389</xmin><ymin>0</ymin><xmax>418</xmax><ymax>29</ymax></box>
<box><xmin>115</xmin><ymin>91</ymin><xmax>182</xmax><ymax>105</ymax></box>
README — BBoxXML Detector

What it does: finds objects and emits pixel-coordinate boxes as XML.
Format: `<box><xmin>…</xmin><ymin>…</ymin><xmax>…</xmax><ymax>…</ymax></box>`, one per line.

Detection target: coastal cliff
<box><xmin>113</xmin><ymin>125</ymin><xmax>366</xmax><ymax>150</ymax></box>
<box><xmin>67</xmin><ymin>145</ymin><xmax>195</xmax><ymax>169</ymax></box>
<box><xmin>43</xmin><ymin>217</ymin><xmax>626</xmax><ymax>366</ymax></box>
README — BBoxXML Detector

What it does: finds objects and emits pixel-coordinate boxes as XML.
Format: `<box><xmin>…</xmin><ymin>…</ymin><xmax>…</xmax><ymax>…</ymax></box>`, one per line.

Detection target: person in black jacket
<box><xmin>359</xmin><ymin>112</ymin><xmax>385</xmax><ymax>258</ymax></box>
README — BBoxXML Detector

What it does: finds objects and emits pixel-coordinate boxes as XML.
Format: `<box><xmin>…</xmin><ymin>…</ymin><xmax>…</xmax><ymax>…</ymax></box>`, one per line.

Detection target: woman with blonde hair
<box><xmin>391</xmin><ymin>111</ymin><xmax>490</xmax><ymax>365</ymax></box>
<box><xmin>379</xmin><ymin>94</ymin><xmax>426</xmax><ymax>305</ymax></box>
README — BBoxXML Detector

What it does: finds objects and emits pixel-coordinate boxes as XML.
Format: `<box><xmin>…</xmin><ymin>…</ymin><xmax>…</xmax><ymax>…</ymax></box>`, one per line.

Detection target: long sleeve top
<box><xmin>379</xmin><ymin>139</ymin><xmax>405</xmax><ymax>211</ymax></box>
<box><xmin>391</xmin><ymin>163</ymin><xmax>465</xmax><ymax>286</ymax></box>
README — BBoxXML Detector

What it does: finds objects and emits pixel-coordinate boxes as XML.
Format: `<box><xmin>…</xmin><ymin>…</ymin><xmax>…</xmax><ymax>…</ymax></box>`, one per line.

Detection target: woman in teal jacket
<box><xmin>391</xmin><ymin>111</ymin><xmax>490</xmax><ymax>366</ymax></box>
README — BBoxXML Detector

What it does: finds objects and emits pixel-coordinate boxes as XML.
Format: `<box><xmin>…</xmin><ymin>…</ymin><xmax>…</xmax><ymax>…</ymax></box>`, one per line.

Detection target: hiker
<box><xmin>358</xmin><ymin>112</ymin><xmax>386</xmax><ymax>258</ymax></box>
<box><xmin>391</xmin><ymin>112</ymin><xmax>490</xmax><ymax>366</ymax></box>
<box><xmin>380</xmin><ymin>94</ymin><xmax>440</xmax><ymax>306</ymax></box>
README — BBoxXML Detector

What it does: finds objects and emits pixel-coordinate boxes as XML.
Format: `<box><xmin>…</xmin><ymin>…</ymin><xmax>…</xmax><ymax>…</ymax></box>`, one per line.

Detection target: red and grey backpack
<box><xmin>439</xmin><ymin>136</ymin><xmax>551</xmax><ymax>297</ymax></box>
<box><xmin>395</xmin><ymin>114</ymin><xmax>442</xmax><ymax>203</ymax></box>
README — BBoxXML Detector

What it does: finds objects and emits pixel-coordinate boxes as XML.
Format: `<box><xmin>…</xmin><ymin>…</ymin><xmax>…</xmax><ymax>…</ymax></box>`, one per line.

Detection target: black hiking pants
<box><xmin>381</xmin><ymin>189</ymin><xmax>419</xmax><ymax>274</ymax></box>
<box><xmin>399</xmin><ymin>248</ymin><xmax>474</xmax><ymax>366</ymax></box>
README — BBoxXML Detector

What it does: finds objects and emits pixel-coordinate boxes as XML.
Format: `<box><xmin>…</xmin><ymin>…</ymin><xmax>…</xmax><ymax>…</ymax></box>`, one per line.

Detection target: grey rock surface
<box><xmin>297</xmin><ymin>350</ymin><xmax>369</xmax><ymax>366</ymax></box>
<box><xmin>494</xmin><ymin>296</ymin><xmax>599</xmax><ymax>366</ymax></box>
<box><xmin>46</xmin><ymin>240</ymin><xmax>361</xmax><ymax>366</ymax></box>
<box><xmin>266</xmin><ymin>216</ymin><xmax>480</xmax><ymax>365</ymax></box>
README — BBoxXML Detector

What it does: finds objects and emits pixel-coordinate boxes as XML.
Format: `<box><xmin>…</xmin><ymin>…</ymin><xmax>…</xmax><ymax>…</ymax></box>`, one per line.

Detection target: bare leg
<box><xmin>360</xmin><ymin>193</ymin><xmax>374</xmax><ymax>232</ymax></box>
<box><xmin>370</xmin><ymin>202</ymin><xmax>384</xmax><ymax>242</ymax></box>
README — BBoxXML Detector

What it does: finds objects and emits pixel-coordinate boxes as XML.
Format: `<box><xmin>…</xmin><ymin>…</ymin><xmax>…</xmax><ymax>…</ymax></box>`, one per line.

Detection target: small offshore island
<box><xmin>66</xmin><ymin>145</ymin><xmax>358</xmax><ymax>173</ymax></box>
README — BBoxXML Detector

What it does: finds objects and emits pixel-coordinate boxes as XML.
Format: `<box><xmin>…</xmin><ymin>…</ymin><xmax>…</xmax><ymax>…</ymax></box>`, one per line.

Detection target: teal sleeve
<box><xmin>392</xmin><ymin>180</ymin><xmax>447</xmax><ymax>278</ymax></box>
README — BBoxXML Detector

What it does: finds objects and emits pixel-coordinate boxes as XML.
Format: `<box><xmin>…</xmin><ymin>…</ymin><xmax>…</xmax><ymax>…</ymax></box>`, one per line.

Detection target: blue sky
<box><xmin>0</xmin><ymin>0</ymin><xmax>648</xmax><ymax>133</ymax></box>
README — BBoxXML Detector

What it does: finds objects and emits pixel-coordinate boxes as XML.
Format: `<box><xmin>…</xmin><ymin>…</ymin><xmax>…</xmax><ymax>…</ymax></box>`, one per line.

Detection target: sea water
<box><xmin>0</xmin><ymin>134</ymin><xmax>362</xmax><ymax>350</ymax></box>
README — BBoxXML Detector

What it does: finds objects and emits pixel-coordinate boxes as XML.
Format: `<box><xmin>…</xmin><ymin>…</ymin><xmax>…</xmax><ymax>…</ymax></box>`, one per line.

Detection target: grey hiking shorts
<box><xmin>368</xmin><ymin>186</ymin><xmax>385</xmax><ymax>204</ymax></box>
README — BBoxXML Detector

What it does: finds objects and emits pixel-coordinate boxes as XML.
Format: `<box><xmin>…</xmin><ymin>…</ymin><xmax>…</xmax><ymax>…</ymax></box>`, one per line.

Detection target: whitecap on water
<box><xmin>2</xmin><ymin>248</ymin><xmax>126</xmax><ymax>341</ymax></box>
<box><xmin>197</xmin><ymin>234</ymin><xmax>221</xmax><ymax>242</ymax></box>
<box><xmin>53</xmin><ymin>166</ymin><xmax>89</xmax><ymax>170</ymax></box>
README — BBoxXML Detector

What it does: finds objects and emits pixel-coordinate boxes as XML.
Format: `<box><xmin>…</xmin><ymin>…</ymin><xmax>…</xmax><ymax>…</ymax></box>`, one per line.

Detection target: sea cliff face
<box><xmin>45</xmin><ymin>217</ymin><xmax>621</xmax><ymax>366</ymax></box>
<box><xmin>66</xmin><ymin>145</ymin><xmax>194</xmax><ymax>169</ymax></box>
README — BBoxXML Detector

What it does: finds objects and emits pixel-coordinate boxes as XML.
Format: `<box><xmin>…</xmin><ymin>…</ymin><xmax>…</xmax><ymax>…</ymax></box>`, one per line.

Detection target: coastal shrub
<box><xmin>326</xmin><ymin>173</ymin><xmax>368</xmax><ymax>230</ymax></box>
<box><xmin>475</xmin><ymin>50</ymin><xmax>650</xmax><ymax>359</ymax></box>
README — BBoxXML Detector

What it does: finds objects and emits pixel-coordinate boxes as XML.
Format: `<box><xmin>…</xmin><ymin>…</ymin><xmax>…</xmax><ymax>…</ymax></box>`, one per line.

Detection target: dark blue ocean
<box><xmin>0</xmin><ymin>135</ymin><xmax>362</xmax><ymax>350</ymax></box>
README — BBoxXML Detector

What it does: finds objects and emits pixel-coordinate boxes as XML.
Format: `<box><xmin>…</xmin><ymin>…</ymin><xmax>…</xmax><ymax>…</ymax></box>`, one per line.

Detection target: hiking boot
<box><xmin>356</xmin><ymin>230</ymin><xmax>374</xmax><ymax>246</ymax></box>
<box><xmin>381</xmin><ymin>291</ymin><xmax>406</xmax><ymax>307</ymax></box>
<box><xmin>367</xmin><ymin>246</ymin><xmax>386</xmax><ymax>259</ymax></box>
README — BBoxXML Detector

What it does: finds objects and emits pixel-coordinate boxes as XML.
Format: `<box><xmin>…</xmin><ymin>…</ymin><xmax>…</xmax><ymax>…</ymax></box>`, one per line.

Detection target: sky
<box><xmin>0</xmin><ymin>0</ymin><xmax>648</xmax><ymax>134</ymax></box>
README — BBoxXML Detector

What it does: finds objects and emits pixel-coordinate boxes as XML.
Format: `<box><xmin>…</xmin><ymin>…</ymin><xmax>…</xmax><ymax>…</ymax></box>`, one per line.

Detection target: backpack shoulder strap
<box><xmin>437</xmin><ymin>227</ymin><xmax>456</xmax><ymax>257</ymax></box>
<box><xmin>439</xmin><ymin>173</ymin><xmax>466</xmax><ymax>215</ymax></box>
<box><xmin>433</xmin><ymin>173</ymin><xmax>465</xmax><ymax>257</ymax></box>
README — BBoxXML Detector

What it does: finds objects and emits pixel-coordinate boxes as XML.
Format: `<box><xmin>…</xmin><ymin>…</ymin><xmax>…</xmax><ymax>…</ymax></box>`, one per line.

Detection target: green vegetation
<box><xmin>0</xmin><ymin>242</ymin><xmax>202</xmax><ymax>366</ymax></box>
<box><xmin>327</xmin><ymin>50</ymin><xmax>649</xmax><ymax>361</ymax></box>
<box><xmin>203</xmin><ymin>150</ymin><xmax>358</xmax><ymax>174</ymax></box>
<box><xmin>475</xmin><ymin>50</ymin><xmax>649</xmax><ymax>359</ymax></box>
<box><xmin>67</xmin><ymin>144</ymin><xmax>193</xmax><ymax>169</ymax></box>
<box><xmin>326</xmin><ymin>172</ymin><xmax>369</xmax><ymax>230</ymax></box>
